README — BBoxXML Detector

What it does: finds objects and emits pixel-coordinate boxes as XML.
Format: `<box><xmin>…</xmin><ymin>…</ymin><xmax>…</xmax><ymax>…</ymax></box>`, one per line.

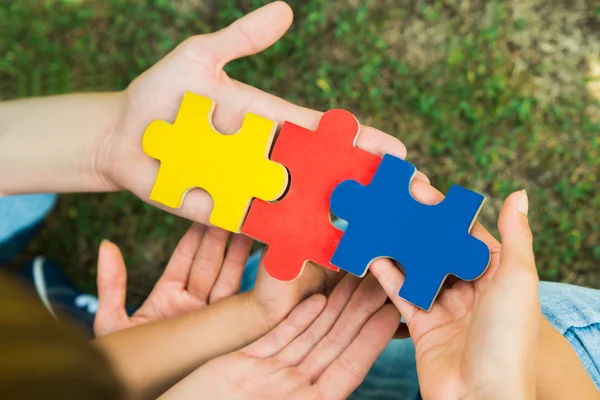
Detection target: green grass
<box><xmin>1</xmin><ymin>0</ymin><xmax>599</xmax><ymax>300</ymax></box>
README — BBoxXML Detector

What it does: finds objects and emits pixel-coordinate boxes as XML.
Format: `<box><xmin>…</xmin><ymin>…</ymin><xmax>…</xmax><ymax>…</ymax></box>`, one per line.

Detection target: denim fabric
<box><xmin>240</xmin><ymin>249</ymin><xmax>261</xmax><ymax>294</ymax></box>
<box><xmin>0</xmin><ymin>194</ymin><xmax>58</xmax><ymax>262</ymax></box>
<box><xmin>539</xmin><ymin>281</ymin><xmax>600</xmax><ymax>390</ymax></box>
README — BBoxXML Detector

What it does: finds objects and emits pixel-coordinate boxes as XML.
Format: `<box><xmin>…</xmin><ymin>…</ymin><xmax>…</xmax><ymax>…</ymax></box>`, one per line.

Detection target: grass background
<box><xmin>1</xmin><ymin>0</ymin><xmax>599</xmax><ymax>302</ymax></box>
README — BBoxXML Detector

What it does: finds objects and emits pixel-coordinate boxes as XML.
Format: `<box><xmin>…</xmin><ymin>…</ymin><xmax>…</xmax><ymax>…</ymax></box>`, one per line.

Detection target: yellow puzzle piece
<box><xmin>142</xmin><ymin>91</ymin><xmax>289</xmax><ymax>232</ymax></box>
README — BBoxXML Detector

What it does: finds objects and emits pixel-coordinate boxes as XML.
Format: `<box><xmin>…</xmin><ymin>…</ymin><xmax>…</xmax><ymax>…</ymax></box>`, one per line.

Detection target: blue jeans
<box><xmin>3</xmin><ymin>194</ymin><xmax>600</xmax><ymax>397</ymax></box>
<box><xmin>0</xmin><ymin>194</ymin><xmax>58</xmax><ymax>263</ymax></box>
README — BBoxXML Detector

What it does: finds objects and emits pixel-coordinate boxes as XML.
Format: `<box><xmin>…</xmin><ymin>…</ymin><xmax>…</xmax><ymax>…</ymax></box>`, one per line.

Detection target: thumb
<box><xmin>491</xmin><ymin>192</ymin><xmax>540</xmax><ymax>396</ymax></box>
<box><xmin>497</xmin><ymin>190</ymin><xmax>538</xmax><ymax>284</ymax></box>
<box><xmin>94</xmin><ymin>239</ymin><xmax>130</xmax><ymax>337</ymax></box>
<box><xmin>205</xmin><ymin>1</ymin><xmax>293</xmax><ymax>65</ymax></box>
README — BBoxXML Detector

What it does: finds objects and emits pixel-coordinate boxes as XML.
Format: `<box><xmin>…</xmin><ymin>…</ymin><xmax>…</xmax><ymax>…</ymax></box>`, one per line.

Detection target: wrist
<box><xmin>92</xmin><ymin>91</ymin><xmax>128</xmax><ymax>192</ymax></box>
<box><xmin>245</xmin><ymin>290</ymin><xmax>283</xmax><ymax>333</ymax></box>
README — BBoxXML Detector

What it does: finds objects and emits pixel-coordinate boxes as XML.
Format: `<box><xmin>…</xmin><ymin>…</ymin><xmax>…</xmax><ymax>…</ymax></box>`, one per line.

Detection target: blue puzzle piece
<box><xmin>330</xmin><ymin>154</ymin><xmax>490</xmax><ymax>311</ymax></box>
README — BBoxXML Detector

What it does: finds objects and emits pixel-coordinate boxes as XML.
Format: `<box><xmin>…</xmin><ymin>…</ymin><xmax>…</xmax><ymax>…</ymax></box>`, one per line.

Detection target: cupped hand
<box><xmin>249</xmin><ymin>257</ymin><xmax>342</xmax><ymax>330</ymax></box>
<box><xmin>161</xmin><ymin>273</ymin><xmax>400</xmax><ymax>400</ymax></box>
<box><xmin>93</xmin><ymin>223</ymin><xmax>252</xmax><ymax>336</ymax></box>
<box><xmin>98</xmin><ymin>1</ymin><xmax>415</xmax><ymax>225</ymax></box>
<box><xmin>370</xmin><ymin>189</ymin><xmax>540</xmax><ymax>400</ymax></box>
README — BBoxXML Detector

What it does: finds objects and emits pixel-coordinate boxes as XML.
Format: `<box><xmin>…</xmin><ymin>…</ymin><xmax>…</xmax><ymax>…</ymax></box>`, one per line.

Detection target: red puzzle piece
<box><xmin>241</xmin><ymin>109</ymin><xmax>382</xmax><ymax>281</ymax></box>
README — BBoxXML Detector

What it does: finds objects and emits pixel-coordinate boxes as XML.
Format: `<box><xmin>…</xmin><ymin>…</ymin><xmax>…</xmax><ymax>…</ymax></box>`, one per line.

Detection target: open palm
<box><xmin>95</xmin><ymin>1</ymin><xmax>421</xmax><ymax>333</ymax></box>
<box><xmin>162</xmin><ymin>273</ymin><xmax>400</xmax><ymax>400</ymax></box>
<box><xmin>94</xmin><ymin>223</ymin><xmax>252</xmax><ymax>336</ymax></box>
<box><xmin>97</xmin><ymin>1</ymin><xmax>410</xmax><ymax>226</ymax></box>
<box><xmin>369</xmin><ymin>185</ymin><xmax>540</xmax><ymax>399</ymax></box>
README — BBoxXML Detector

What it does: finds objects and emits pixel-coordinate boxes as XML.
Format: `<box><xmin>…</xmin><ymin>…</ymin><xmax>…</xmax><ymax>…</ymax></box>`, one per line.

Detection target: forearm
<box><xmin>92</xmin><ymin>291</ymin><xmax>271</xmax><ymax>400</ymax></box>
<box><xmin>536</xmin><ymin>317</ymin><xmax>599</xmax><ymax>399</ymax></box>
<box><xmin>0</xmin><ymin>92</ymin><xmax>123</xmax><ymax>195</ymax></box>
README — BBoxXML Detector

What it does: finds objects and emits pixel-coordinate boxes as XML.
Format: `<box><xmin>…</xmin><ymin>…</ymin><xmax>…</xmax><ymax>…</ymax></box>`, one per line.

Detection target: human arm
<box><xmin>160</xmin><ymin>273</ymin><xmax>400</xmax><ymax>400</ymax></box>
<box><xmin>91</xmin><ymin>221</ymin><xmax>263</xmax><ymax>398</ymax></box>
<box><xmin>92</xmin><ymin>290</ymin><xmax>271</xmax><ymax>400</ymax></box>
<box><xmin>370</xmin><ymin>187</ymin><xmax>599</xmax><ymax>399</ymax></box>
<box><xmin>0</xmin><ymin>2</ymin><xmax>411</xmax><ymax>225</ymax></box>
<box><xmin>93</xmin><ymin>223</ymin><xmax>252</xmax><ymax>336</ymax></box>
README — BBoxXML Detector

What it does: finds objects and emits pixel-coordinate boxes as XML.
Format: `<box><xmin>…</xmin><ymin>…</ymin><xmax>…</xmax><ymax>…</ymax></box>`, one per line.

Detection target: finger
<box><xmin>369</xmin><ymin>258</ymin><xmax>464</xmax><ymax>345</ymax></box>
<box><xmin>298</xmin><ymin>274</ymin><xmax>389</xmax><ymax>382</ymax></box>
<box><xmin>124</xmin><ymin>154</ymin><xmax>215</xmax><ymax>226</ymax></box>
<box><xmin>368</xmin><ymin>258</ymin><xmax>419</xmax><ymax>323</ymax></box>
<box><xmin>187</xmin><ymin>226</ymin><xmax>230</xmax><ymax>302</ymax></box>
<box><xmin>410</xmin><ymin>179</ymin><xmax>499</xmax><ymax>249</ymax></box>
<box><xmin>94</xmin><ymin>240</ymin><xmax>130</xmax><ymax>337</ymax></box>
<box><xmin>414</xmin><ymin>170</ymin><xmax>430</xmax><ymax>184</ymax></box>
<box><xmin>466</xmin><ymin>191</ymin><xmax>539</xmax><ymax>380</ymax></box>
<box><xmin>209</xmin><ymin>233</ymin><xmax>253</xmax><ymax>303</ymax></box>
<box><xmin>323</xmin><ymin>267</ymin><xmax>346</xmax><ymax>295</ymax></box>
<box><xmin>369</xmin><ymin>178</ymin><xmax>501</xmax><ymax>324</ymax></box>
<box><xmin>276</xmin><ymin>274</ymin><xmax>363</xmax><ymax>366</ymax></box>
<box><xmin>408</xmin><ymin>178</ymin><xmax>502</xmax><ymax>289</ymax></box>
<box><xmin>219</xmin><ymin>79</ymin><xmax>408</xmax><ymax>162</ymax></box>
<box><xmin>354</xmin><ymin>126</ymin><xmax>407</xmax><ymax>160</ymax></box>
<box><xmin>497</xmin><ymin>190</ymin><xmax>537</xmax><ymax>281</ymax></box>
<box><xmin>204</xmin><ymin>1</ymin><xmax>294</xmax><ymax>65</ymax></box>
<box><xmin>243</xmin><ymin>294</ymin><xmax>327</xmax><ymax>359</ymax></box>
<box><xmin>156</xmin><ymin>223</ymin><xmax>206</xmax><ymax>289</ymax></box>
<box><xmin>316</xmin><ymin>304</ymin><xmax>400</xmax><ymax>400</ymax></box>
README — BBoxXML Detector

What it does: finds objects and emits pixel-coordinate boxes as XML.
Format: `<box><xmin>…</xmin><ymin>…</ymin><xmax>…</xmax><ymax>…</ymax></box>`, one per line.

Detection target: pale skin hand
<box><xmin>94</xmin><ymin>223</ymin><xmax>252</xmax><ymax>336</ymax></box>
<box><xmin>120</xmin><ymin>0</ymin><xmax>418</xmax><ymax>330</ymax></box>
<box><xmin>370</xmin><ymin>189</ymin><xmax>599</xmax><ymax>400</ymax></box>
<box><xmin>0</xmin><ymin>1</ymin><xmax>423</xmax><ymax>210</ymax></box>
<box><xmin>101</xmin><ymin>0</ymin><xmax>423</xmax><ymax>224</ymax></box>
<box><xmin>94</xmin><ymin>220</ymin><xmax>353</xmax><ymax>339</ymax></box>
<box><xmin>161</xmin><ymin>273</ymin><xmax>401</xmax><ymax>400</ymax></box>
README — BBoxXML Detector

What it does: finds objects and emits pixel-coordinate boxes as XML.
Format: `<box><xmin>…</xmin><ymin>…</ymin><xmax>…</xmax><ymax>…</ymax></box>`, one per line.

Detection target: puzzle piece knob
<box><xmin>143</xmin><ymin>120</ymin><xmax>171</xmax><ymax>159</ymax></box>
<box><xmin>330</xmin><ymin>180</ymin><xmax>365</xmax><ymax>222</ymax></box>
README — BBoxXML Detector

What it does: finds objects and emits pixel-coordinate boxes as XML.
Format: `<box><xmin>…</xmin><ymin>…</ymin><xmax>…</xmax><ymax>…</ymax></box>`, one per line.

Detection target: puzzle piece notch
<box><xmin>242</xmin><ymin>109</ymin><xmax>382</xmax><ymax>281</ymax></box>
<box><xmin>330</xmin><ymin>154</ymin><xmax>490</xmax><ymax>311</ymax></box>
<box><xmin>142</xmin><ymin>91</ymin><xmax>288</xmax><ymax>233</ymax></box>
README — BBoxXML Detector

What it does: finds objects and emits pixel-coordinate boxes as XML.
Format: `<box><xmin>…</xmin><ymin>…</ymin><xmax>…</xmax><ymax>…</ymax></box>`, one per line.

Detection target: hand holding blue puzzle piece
<box><xmin>330</xmin><ymin>154</ymin><xmax>491</xmax><ymax>311</ymax></box>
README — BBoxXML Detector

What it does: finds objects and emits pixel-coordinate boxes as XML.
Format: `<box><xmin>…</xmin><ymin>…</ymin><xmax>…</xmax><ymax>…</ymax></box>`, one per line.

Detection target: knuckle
<box><xmin>337</xmin><ymin>353</ymin><xmax>363</xmax><ymax>382</ymax></box>
<box><xmin>517</xmin><ymin>225</ymin><xmax>534</xmax><ymax>243</ymax></box>
<box><xmin>206</xmin><ymin>226</ymin><xmax>229</xmax><ymax>241</ymax></box>
<box><xmin>299</xmin><ymin>328</ymin><xmax>320</xmax><ymax>347</ymax></box>
<box><xmin>325</xmin><ymin>325</ymin><xmax>348</xmax><ymax>350</ymax></box>
<box><xmin>93</xmin><ymin>316</ymin><xmax>111</xmax><ymax>337</ymax></box>
<box><xmin>192</xmin><ymin>255</ymin><xmax>218</xmax><ymax>276</ymax></box>
<box><xmin>217</xmin><ymin>281</ymin><xmax>238</xmax><ymax>296</ymax></box>
<box><xmin>514</xmin><ymin>266</ymin><xmax>539</xmax><ymax>283</ymax></box>
<box><xmin>210</xmin><ymin>283</ymin><xmax>239</xmax><ymax>303</ymax></box>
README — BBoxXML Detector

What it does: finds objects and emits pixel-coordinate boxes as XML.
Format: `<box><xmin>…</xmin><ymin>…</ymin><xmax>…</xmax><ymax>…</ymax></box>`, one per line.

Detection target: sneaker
<box><xmin>17</xmin><ymin>256</ymin><xmax>98</xmax><ymax>337</ymax></box>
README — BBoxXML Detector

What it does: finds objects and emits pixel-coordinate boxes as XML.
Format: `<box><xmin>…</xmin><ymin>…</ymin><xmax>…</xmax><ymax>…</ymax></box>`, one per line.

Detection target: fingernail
<box><xmin>517</xmin><ymin>190</ymin><xmax>528</xmax><ymax>215</ymax></box>
<box><xmin>414</xmin><ymin>171</ymin><xmax>431</xmax><ymax>184</ymax></box>
<box><xmin>101</xmin><ymin>239</ymin><xmax>112</xmax><ymax>245</ymax></box>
